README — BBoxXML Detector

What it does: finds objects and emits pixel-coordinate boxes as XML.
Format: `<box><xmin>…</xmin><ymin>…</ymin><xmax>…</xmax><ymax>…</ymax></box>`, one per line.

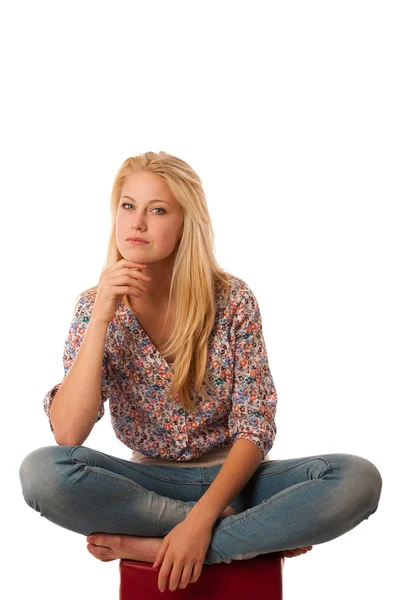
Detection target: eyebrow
<box><xmin>120</xmin><ymin>195</ymin><xmax>171</xmax><ymax>206</ymax></box>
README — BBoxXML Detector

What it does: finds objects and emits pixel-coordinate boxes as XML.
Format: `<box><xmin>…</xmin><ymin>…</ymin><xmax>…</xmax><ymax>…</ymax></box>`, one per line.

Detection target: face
<box><xmin>116</xmin><ymin>171</ymin><xmax>184</xmax><ymax>269</ymax></box>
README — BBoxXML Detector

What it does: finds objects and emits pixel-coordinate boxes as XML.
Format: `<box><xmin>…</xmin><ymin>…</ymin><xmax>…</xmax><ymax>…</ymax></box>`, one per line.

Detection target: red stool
<box><xmin>120</xmin><ymin>553</ymin><xmax>285</xmax><ymax>599</ymax></box>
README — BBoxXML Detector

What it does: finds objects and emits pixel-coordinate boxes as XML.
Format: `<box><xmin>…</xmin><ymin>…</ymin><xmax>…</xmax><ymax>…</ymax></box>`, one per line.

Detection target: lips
<box><xmin>126</xmin><ymin>237</ymin><xmax>149</xmax><ymax>243</ymax></box>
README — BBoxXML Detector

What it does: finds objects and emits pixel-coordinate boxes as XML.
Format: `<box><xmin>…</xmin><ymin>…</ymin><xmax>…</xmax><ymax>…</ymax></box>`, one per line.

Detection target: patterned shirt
<box><xmin>44</xmin><ymin>273</ymin><xmax>278</xmax><ymax>463</ymax></box>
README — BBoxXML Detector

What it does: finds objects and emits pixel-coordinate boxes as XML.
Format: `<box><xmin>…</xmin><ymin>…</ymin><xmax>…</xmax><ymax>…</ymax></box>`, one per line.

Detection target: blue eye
<box><xmin>121</xmin><ymin>203</ymin><xmax>166</xmax><ymax>214</ymax></box>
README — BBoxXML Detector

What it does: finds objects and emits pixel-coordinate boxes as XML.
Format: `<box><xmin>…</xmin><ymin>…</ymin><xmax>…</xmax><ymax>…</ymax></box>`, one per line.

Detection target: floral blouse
<box><xmin>43</xmin><ymin>273</ymin><xmax>278</xmax><ymax>462</ymax></box>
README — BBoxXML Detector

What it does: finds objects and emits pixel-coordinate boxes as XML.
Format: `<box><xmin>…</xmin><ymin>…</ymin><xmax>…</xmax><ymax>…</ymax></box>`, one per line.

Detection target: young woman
<box><xmin>19</xmin><ymin>151</ymin><xmax>382</xmax><ymax>594</ymax></box>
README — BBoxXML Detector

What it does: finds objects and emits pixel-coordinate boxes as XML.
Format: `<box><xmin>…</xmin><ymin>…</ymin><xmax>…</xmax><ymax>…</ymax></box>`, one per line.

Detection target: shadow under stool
<box><xmin>120</xmin><ymin>552</ymin><xmax>285</xmax><ymax>599</ymax></box>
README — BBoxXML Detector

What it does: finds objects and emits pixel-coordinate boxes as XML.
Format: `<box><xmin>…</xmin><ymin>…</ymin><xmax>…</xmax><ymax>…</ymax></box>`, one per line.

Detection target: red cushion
<box><xmin>120</xmin><ymin>553</ymin><xmax>284</xmax><ymax>599</ymax></box>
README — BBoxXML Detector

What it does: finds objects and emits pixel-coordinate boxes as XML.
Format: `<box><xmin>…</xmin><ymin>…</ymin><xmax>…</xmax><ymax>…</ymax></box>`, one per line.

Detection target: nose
<box><xmin>129</xmin><ymin>209</ymin><xmax>148</xmax><ymax>230</ymax></box>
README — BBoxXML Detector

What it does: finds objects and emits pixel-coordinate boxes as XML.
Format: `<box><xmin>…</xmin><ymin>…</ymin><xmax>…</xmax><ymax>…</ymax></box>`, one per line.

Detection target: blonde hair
<box><xmin>74</xmin><ymin>151</ymin><xmax>232</xmax><ymax>412</ymax></box>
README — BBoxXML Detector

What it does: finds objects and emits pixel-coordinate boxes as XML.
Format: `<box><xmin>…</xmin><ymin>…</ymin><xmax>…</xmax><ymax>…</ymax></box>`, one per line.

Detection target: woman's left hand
<box><xmin>152</xmin><ymin>517</ymin><xmax>213</xmax><ymax>593</ymax></box>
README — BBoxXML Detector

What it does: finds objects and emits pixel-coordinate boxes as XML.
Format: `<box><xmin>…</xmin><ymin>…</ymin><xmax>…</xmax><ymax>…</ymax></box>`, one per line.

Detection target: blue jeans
<box><xmin>19</xmin><ymin>445</ymin><xmax>382</xmax><ymax>564</ymax></box>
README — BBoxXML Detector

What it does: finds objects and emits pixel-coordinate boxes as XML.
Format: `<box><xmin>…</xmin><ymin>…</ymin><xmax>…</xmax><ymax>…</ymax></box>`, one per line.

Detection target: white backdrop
<box><xmin>2</xmin><ymin>1</ymin><xmax>397</xmax><ymax>598</ymax></box>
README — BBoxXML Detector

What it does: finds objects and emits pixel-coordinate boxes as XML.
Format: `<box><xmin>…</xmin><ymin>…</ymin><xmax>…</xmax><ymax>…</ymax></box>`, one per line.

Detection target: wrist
<box><xmin>186</xmin><ymin>503</ymin><xmax>220</xmax><ymax>528</ymax></box>
<box><xmin>89</xmin><ymin>317</ymin><xmax>110</xmax><ymax>331</ymax></box>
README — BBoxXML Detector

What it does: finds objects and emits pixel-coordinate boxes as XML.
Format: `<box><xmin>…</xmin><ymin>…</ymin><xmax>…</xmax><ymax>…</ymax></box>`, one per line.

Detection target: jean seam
<box><xmin>68</xmin><ymin>445</ymin><xmax>82</xmax><ymax>462</ymax></box>
<box><xmin>326</xmin><ymin>458</ymin><xmax>333</xmax><ymax>476</ymax></box>
<box><xmin>253</xmin><ymin>457</ymin><xmax>331</xmax><ymax>479</ymax></box>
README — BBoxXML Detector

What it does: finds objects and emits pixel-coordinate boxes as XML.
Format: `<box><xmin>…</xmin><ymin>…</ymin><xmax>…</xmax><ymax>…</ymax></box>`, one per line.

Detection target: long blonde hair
<box><xmin>74</xmin><ymin>151</ymin><xmax>232</xmax><ymax>412</ymax></box>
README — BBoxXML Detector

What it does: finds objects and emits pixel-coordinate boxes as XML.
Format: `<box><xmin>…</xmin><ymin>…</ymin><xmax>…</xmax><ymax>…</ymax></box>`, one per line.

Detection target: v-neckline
<box><xmin>121</xmin><ymin>277</ymin><xmax>228</xmax><ymax>373</ymax></box>
<box><xmin>123</xmin><ymin>299</ymin><xmax>174</xmax><ymax>373</ymax></box>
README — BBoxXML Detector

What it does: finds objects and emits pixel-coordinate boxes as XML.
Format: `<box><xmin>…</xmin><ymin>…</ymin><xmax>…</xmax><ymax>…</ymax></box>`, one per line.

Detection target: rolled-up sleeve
<box><xmin>228</xmin><ymin>287</ymin><xmax>278</xmax><ymax>459</ymax></box>
<box><xmin>43</xmin><ymin>294</ymin><xmax>113</xmax><ymax>434</ymax></box>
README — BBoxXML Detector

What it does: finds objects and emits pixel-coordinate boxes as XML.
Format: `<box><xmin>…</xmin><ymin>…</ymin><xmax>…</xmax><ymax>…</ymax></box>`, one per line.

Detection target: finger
<box><xmin>190</xmin><ymin>562</ymin><xmax>203</xmax><ymax>584</ymax></box>
<box><xmin>153</xmin><ymin>540</ymin><xmax>168</xmax><ymax>568</ymax></box>
<box><xmin>178</xmin><ymin>563</ymin><xmax>195</xmax><ymax>589</ymax></box>
<box><xmin>168</xmin><ymin>562</ymin><xmax>185</xmax><ymax>592</ymax></box>
<box><xmin>158</xmin><ymin>560</ymin><xmax>173</xmax><ymax>593</ymax></box>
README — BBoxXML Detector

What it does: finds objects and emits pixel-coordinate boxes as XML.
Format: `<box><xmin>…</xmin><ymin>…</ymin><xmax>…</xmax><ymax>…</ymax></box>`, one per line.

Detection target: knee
<box><xmin>344</xmin><ymin>454</ymin><xmax>383</xmax><ymax>514</ymax></box>
<box><xmin>19</xmin><ymin>445</ymin><xmax>73</xmax><ymax>509</ymax></box>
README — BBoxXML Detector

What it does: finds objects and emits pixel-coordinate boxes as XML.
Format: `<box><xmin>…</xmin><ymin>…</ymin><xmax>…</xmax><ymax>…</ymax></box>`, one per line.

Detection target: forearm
<box><xmin>186</xmin><ymin>438</ymin><xmax>263</xmax><ymax>528</ymax></box>
<box><xmin>49</xmin><ymin>318</ymin><xmax>109</xmax><ymax>445</ymax></box>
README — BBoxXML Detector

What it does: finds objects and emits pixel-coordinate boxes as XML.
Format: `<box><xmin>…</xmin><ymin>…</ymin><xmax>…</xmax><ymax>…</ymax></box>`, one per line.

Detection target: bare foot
<box><xmin>86</xmin><ymin>533</ymin><xmax>163</xmax><ymax>563</ymax></box>
<box><xmin>281</xmin><ymin>546</ymin><xmax>313</xmax><ymax>558</ymax></box>
<box><xmin>86</xmin><ymin>506</ymin><xmax>238</xmax><ymax>563</ymax></box>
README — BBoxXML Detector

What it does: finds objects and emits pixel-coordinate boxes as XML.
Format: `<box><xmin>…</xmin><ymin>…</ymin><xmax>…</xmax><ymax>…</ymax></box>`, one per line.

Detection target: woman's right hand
<box><xmin>91</xmin><ymin>259</ymin><xmax>151</xmax><ymax>325</ymax></box>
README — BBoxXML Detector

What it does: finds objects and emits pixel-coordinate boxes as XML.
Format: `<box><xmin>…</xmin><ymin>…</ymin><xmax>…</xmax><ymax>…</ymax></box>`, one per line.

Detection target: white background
<box><xmin>2</xmin><ymin>1</ymin><xmax>398</xmax><ymax>598</ymax></box>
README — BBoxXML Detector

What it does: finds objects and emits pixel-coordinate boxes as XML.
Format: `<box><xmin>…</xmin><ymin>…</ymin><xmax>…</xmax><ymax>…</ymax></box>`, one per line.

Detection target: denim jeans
<box><xmin>18</xmin><ymin>445</ymin><xmax>382</xmax><ymax>564</ymax></box>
